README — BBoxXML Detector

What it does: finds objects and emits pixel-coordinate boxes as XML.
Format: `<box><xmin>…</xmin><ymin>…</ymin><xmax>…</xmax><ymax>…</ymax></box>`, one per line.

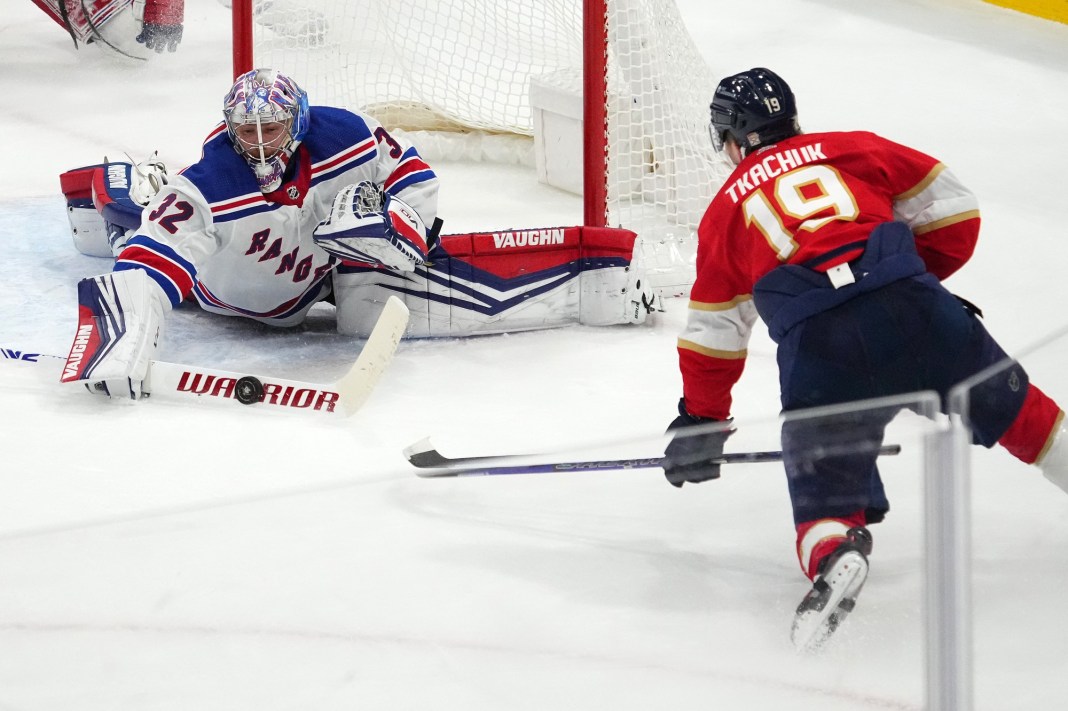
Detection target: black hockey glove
<box><xmin>136</xmin><ymin>23</ymin><xmax>183</xmax><ymax>53</ymax></box>
<box><xmin>662</xmin><ymin>398</ymin><xmax>735</xmax><ymax>488</ymax></box>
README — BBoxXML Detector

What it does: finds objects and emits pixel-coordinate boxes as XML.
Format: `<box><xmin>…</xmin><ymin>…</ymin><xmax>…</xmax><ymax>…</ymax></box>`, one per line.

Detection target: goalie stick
<box><xmin>404</xmin><ymin>437</ymin><xmax>902</xmax><ymax>478</ymax></box>
<box><xmin>2</xmin><ymin>295</ymin><xmax>409</xmax><ymax>417</ymax></box>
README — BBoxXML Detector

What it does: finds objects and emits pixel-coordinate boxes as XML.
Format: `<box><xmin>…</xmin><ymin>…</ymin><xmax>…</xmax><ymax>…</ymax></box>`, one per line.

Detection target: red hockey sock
<box><xmin>796</xmin><ymin>511</ymin><xmax>868</xmax><ymax>581</ymax></box>
<box><xmin>998</xmin><ymin>384</ymin><xmax>1063</xmax><ymax>464</ymax></box>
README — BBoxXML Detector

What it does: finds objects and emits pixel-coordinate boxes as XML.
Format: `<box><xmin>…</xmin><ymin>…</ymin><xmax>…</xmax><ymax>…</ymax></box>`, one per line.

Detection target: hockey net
<box><xmin>235</xmin><ymin>0</ymin><xmax>732</xmax><ymax>292</ymax></box>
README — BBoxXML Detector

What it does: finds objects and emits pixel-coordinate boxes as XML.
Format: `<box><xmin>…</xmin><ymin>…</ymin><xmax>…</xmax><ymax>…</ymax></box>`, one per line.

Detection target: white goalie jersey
<box><xmin>114</xmin><ymin>106</ymin><xmax>438</xmax><ymax>327</ymax></box>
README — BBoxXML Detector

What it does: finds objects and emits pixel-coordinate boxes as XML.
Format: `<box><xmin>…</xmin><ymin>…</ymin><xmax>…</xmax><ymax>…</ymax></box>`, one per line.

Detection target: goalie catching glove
<box><xmin>61</xmin><ymin>268</ymin><xmax>170</xmax><ymax>400</ymax></box>
<box><xmin>313</xmin><ymin>182</ymin><xmax>430</xmax><ymax>272</ymax></box>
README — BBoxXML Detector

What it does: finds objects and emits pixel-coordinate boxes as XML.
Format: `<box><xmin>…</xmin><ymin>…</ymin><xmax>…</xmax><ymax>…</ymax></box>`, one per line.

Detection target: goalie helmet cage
<box><xmin>231</xmin><ymin>0</ymin><xmax>732</xmax><ymax>292</ymax></box>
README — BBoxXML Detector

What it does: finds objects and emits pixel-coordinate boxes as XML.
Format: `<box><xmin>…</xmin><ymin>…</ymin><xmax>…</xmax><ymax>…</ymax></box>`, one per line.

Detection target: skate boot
<box><xmin>790</xmin><ymin>526</ymin><xmax>873</xmax><ymax>653</ymax></box>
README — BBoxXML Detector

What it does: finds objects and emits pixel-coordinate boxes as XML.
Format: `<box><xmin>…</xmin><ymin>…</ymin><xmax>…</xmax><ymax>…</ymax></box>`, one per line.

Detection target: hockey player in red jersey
<box><xmin>60</xmin><ymin>68</ymin><xmax>657</xmax><ymax>399</ymax></box>
<box><xmin>660</xmin><ymin>67</ymin><xmax>1067</xmax><ymax>651</ymax></box>
<box><xmin>31</xmin><ymin>0</ymin><xmax>184</xmax><ymax>54</ymax></box>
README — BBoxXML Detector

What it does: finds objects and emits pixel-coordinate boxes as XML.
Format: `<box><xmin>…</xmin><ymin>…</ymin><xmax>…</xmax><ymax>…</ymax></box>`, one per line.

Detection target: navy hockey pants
<box><xmin>755</xmin><ymin>223</ymin><xmax>1030</xmax><ymax>525</ymax></box>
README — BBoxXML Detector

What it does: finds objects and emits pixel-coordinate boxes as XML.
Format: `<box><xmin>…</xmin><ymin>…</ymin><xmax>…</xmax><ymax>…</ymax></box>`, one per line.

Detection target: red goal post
<box><xmin>231</xmin><ymin>0</ymin><xmax>729</xmax><ymax>291</ymax></box>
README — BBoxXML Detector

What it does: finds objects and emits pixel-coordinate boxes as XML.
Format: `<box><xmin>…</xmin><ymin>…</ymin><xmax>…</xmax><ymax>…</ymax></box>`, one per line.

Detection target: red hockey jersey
<box><xmin>679</xmin><ymin>130</ymin><xmax>981</xmax><ymax>420</ymax></box>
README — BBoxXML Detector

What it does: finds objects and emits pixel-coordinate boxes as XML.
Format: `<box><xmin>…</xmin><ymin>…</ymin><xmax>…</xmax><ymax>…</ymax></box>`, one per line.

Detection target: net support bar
<box><xmin>232</xmin><ymin>0</ymin><xmax>253</xmax><ymax>78</ymax></box>
<box><xmin>924</xmin><ymin>415</ymin><xmax>974</xmax><ymax>711</ymax></box>
<box><xmin>583</xmin><ymin>0</ymin><xmax>608</xmax><ymax>227</ymax></box>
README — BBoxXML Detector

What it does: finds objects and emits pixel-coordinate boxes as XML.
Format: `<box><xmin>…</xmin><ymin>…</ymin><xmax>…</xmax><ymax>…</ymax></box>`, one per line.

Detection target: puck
<box><xmin>234</xmin><ymin>376</ymin><xmax>265</xmax><ymax>405</ymax></box>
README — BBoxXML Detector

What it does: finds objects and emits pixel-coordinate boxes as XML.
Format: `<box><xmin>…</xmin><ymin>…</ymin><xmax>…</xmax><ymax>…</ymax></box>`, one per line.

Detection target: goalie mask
<box><xmin>223</xmin><ymin>69</ymin><xmax>310</xmax><ymax>192</ymax></box>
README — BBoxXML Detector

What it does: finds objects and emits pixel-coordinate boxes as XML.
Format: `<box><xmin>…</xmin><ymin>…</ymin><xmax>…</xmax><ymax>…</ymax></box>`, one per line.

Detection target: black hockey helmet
<box><xmin>709</xmin><ymin>67</ymin><xmax>799</xmax><ymax>154</ymax></box>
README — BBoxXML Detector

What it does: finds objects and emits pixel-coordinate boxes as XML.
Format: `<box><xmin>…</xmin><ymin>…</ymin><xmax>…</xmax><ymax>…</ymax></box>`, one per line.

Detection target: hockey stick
<box><xmin>2</xmin><ymin>295</ymin><xmax>409</xmax><ymax>417</ymax></box>
<box><xmin>406</xmin><ymin>439</ymin><xmax>902</xmax><ymax>478</ymax></box>
<box><xmin>57</xmin><ymin>0</ymin><xmax>80</xmax><ymax>49</ymax></box>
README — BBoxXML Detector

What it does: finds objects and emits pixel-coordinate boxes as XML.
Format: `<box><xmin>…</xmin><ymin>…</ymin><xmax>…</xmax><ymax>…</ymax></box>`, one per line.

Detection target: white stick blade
<box><xmin>403</xmin><ymin>436</ymin><xmax>435</xmax><ymax>459</ymax></box>
<box><xmin>334</xmin><ymin>295</ymin><xmax>409</xmax><ymax>416</ymax></box>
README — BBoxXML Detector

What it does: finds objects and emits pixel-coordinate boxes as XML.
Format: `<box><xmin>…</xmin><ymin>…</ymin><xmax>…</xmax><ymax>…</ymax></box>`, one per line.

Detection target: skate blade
<box><xmin>791</xmin><ymin>550</ymin><xmax>869</xmax><ymax>653</ymax></box>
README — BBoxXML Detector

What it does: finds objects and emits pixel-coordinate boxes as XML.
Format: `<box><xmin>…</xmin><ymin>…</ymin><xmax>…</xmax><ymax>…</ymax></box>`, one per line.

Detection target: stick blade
<box><xmin>334</xmin><ymin>295</ymin><xmax>409</xmax><ymax>416</ymax></box>
<box><xmin>403</xmin><ymin>437</ymin><xmax>446</xmax><ymax>468</ymax></box>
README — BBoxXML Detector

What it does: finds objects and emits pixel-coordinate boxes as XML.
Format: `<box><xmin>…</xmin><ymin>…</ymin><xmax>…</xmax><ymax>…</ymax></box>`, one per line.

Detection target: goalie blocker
<box><xmin>61</xmin><ymin>155</ymin><xmax>169</xmax><ymax>258</ymax></box>
<box><xmin>334</xmin><ymin>225</ymin><xmax>663</xmax><ymax>338</ymax></box>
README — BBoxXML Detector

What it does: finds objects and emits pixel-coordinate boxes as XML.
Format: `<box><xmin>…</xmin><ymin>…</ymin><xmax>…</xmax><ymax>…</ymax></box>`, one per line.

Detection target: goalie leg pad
<box><xmin>579</xmin><ymin>247</ymin><xmax>663</xmax><ymax>326</ymax></box>
<box><xmin>333</xmin><ymin>226</ymin><xmax>662</xmax><ymax>337</ymax></box>
<box><xmin>62</xmin><ymin>268</ymin><xmax>170</xmax><ymax>400</ymax></box>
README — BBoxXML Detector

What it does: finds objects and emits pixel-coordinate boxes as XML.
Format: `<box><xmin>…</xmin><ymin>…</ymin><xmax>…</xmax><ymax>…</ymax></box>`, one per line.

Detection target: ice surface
<box><xmin>1</xmin><ymin>1</ymin><xmax>1067</xmax><ymax>709</ymax></box>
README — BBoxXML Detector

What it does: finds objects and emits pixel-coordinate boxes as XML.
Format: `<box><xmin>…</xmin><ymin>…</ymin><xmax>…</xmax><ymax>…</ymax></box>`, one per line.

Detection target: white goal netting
<box><xmin>247</xmin><ymin>0</ymin><xmax>732</xmax><ymax>291</ymax></box>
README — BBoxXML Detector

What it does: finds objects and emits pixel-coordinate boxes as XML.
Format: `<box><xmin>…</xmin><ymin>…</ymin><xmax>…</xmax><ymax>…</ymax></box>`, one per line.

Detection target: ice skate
<box><xmin>791</xmin><ymin>526</ymin><xmax>872</xmax><ymax>653</ymax></box>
